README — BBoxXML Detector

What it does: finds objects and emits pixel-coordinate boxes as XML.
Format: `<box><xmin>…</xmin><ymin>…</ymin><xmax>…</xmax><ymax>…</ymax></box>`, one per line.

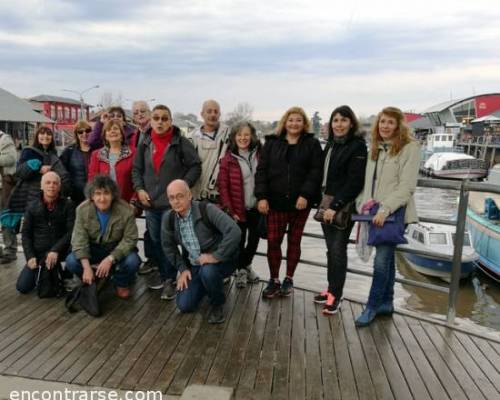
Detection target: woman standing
<box><xmin>218</xmin><ymin>122</ymin><xmax>261</xmax><ymax>288</ymax></box>
<box><xmin>255</xmin><ymin>107</ymin><xmax>322</xmax><ymax>298</ymax></box>
<box><xmin>355</xmin><ymin>106</ymin><xmax>420</xmax><ymax>327</ymax></box>
<box><xmin>88</xmin><ymin>106</ymin><xmax>138</xmax><ymax>150</ymax></box>
<box><xmin>60</xmin><ymin>120</ymin><xmax>92</xmax><ymax>205</ymax></box>
<box><xmin>314</xmin><ymin>106</ymin><xmax>367</xmax><ymax>315</ymax></box>
<box><xmin>88</xmin><ymin>120</ymin><xmax>135</xmax><ymax>202</ymax></box>
<box><xmin>2</xmin><ymin>127</ymin><xmax>69</xmax><ymax>263</ymax></box>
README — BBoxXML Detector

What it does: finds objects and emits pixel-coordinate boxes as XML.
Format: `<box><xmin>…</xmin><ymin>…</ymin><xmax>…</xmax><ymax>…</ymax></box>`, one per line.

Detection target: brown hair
<box><xmin>33</xmin><ymin>126</ymin><xmax>55</xmax><ymax>151</ymax></box>
<box><xmin>276</xmin><ymin>106</ymin><xmax>311</xmax><ymax>136</ymax></box>
<box><xmin>72</xmin><ymin>120</ymin><xmax>92</xmax><ymax>147</ymax></box>
<box><xmin>101</xmin><ymin>120</ymin><xmax>125</xmax><ymax>147</ymax></box>
<box><xmin>370</xmin><ymin>106</ymin><xmax>413</xmax><ymax>160</ymax></box>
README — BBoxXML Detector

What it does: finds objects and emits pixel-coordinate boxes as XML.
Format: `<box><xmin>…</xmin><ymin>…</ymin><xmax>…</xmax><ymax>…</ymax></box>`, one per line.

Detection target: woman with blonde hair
<box><xmin>355</xmin><ymin>106</ymin><xmax>421</xmax><ymax>327</ymax></box>
<box><xmin>255</xmin><ymin>107</ymin><xmax>322</xmax><ymax>298</ymax></box>
<box><xmin>60</xmin><ymin>120</ymin><xmax>92</xmax><ymax>204</ymax></box>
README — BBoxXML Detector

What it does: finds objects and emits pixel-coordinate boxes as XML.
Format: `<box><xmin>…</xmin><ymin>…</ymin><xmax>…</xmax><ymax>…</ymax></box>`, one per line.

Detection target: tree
<box><xmin>225</xmin><ymin>102</ymin><xmax>254</xmax><ymax>126</ymax></box>
<box><xmin>98</xmin><ymin>91</ymin><xmax>123</xmax><ymax>109</ymax></box>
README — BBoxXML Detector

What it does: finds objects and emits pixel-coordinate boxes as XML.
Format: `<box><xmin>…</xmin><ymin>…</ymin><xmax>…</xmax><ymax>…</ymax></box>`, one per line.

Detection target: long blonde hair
<box><xmin>276</xmin><ymin>106</ymin><xmax>311</xmax><ymax>136</ymax></box>
<box><xmin>370</xmin><ymin>106</ymin><xmax>412</xmax><ymax>160</ymax></box>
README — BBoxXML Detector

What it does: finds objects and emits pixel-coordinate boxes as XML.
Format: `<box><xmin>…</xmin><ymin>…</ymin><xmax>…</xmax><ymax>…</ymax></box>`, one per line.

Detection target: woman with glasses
<box><xmin>1</xmin><ymin>127</ymin><xmax>70</xmax><ymax>264</ymax></box>
<box><xmin>88</xmin><ymin>106</ymin><xmax>138</xmax><ymax>150</ymax></box>
<box><xmin>88</xmin><ymin>120</ymin><xmax>135</xmax><ymax>202</ymax></box>
<box><xmin>60</xmin><ymin>120</ymin><xmax>92</xmax><ymax>204</ymax></box>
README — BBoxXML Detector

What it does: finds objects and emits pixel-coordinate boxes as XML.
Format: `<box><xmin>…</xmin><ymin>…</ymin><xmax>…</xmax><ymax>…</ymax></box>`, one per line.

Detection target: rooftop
<box><xmin>0</xmin><ymin>88</ymin><xmax>53</xmax><ymax>123</ymax></box>
<box><xmin>29</xmin><ymin>95</ymin><xmax>91</xmax><ymax>107</ymax></box>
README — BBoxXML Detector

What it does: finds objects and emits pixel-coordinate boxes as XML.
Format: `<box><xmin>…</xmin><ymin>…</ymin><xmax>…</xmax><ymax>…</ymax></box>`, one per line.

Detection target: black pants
<box><xmin>237</xmin><ymin>208</ymin><xmax>261</xmax><ymax>270</ymax></box>
<box><xmin>321</xmin><ymin>221</ymin><xmax>354</xmax><ymax>299</ymax></box>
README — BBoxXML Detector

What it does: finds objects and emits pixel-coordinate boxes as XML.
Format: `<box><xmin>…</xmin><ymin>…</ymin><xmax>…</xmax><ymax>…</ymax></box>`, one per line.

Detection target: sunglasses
<box><xmin>133</xmin><ymin>109</ymin><xmax>148</xmax><ymax>115</ymax></box>
<box><xmin>76</xmin><ymin>128</ymin><xmax>92</xmax><ymax>135</ymax></box>
<box><xmin>152</xmin><ymin>115</ymin><xmax>170</xmax><ymax>122</ymax></box>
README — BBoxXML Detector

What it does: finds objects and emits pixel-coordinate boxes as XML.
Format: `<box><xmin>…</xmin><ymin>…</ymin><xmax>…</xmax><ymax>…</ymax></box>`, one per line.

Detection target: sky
<box><xmin>1</xmin><ymin>0</ymin><xmax>500</xmax><ymax>121</ymax></box>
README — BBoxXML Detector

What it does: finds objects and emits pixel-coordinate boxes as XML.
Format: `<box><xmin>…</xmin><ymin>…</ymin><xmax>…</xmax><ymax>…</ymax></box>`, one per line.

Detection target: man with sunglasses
<box><xmin>88</xmin><ymin>106</ymin><xmax>138</xmax><ymax>150</ymax></box>
<box><xmin>132</xmin><ymin>105</ymin><xmax>201</xmax><ymax>300</ymax></box>
<box><xmin>190</xmin><ymin>100</ymin><xmax>230</xmax><ymax>202</ymax></box>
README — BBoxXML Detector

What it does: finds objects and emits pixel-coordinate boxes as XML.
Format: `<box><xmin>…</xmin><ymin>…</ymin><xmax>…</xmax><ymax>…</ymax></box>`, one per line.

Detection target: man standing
<box><xmin>16</xmin><ymin>171</ymin><xmax>75</xmax><ymax>293</ymax></box>
<box><xmin>162</xmin><ymin>180</ymin><xmax>240</xmax><ymax>324</ymax></box>
<box><xmin>0</xmin><ymin>129</ymin><xmax>18</xmax><ymax>264</ymax></box>
<box><xmin>66</xmin><ymin>175</ymin><xmax>140</xmax><ymax>299</ymax></box>
<box><xmin>132</xmin><ymin>105</ymin><xmax>201</xmax><ymax>300</ymax></box>
<box><xmin>190</xmin><ymin>100</ymin><xmax>230</xmax><ymax>202</ymax></box>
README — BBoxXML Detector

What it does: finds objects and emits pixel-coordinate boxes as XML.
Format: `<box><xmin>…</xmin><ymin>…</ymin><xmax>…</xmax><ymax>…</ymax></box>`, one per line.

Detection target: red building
<box><xmin>29</xmin><ymin>95</ymin><xmax>91</xmax><ymax>133</ymax></box>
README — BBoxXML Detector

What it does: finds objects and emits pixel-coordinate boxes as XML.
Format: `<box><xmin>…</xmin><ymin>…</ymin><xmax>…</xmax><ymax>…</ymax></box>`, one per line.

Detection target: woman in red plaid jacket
<box><xmin>218</xmin><ymin>122</ymin><xmax>261</xmax><ymax>289</ymax></box>
<box><xmin>255</xmin><ymin>107</ymin><xmax>323</xmax><ymax>299</ymax></box>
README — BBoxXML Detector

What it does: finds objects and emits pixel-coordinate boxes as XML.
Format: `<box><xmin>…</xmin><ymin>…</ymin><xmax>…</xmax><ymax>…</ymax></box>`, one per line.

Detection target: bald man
<box><xmin>16</xmin><ymin>171</ymin><xmax>75</xmax><ymax>295</ymax></box>
<box><xmin>190</xmin><ymin>100</ymin><xmax>231</xmax><ymax>201</ymax></box>
<box><xmin>162</xmin><ymin>179</ymin><xmax>240</xmax><ymax>323</ymax></box>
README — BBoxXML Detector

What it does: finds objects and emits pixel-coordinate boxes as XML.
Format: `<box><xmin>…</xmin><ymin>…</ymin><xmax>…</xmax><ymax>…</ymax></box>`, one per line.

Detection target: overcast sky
<box><xmin>1</xmin><ymin>0</ymin><xmax>499</xmax><ymax>121</ymax></box>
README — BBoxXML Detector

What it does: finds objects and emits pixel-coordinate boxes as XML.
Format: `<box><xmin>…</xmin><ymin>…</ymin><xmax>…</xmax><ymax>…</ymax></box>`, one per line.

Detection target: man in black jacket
<box><xmin>16</xmin><ymin>171</ymin><xmax>75</xmax><ymax>294</ymax></box>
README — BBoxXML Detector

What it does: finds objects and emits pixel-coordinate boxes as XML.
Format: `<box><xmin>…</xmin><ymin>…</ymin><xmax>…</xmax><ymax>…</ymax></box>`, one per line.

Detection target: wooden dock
<box><xmin>0</xmin><ymin>263</ymin><xmax>499</xmax><ymax>400</ymax></box>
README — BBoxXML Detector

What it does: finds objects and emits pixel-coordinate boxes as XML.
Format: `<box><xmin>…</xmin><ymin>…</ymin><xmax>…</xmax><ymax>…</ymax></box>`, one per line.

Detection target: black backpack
<box><xmin>168</xmin><ymin>200</ymin><xmax>212</xmax><ymax>232</ymax></box>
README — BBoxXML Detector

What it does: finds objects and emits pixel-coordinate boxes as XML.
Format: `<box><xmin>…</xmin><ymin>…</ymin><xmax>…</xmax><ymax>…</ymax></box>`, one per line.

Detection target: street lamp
<box><xmin>62</xmin><ymin>85</ymin><xmax>100</xmax><ymax>120</ymax></box>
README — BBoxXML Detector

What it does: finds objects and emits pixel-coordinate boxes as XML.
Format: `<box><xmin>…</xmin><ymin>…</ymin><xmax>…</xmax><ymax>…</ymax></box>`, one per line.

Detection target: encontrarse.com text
<box><xmin>9</xmin><ymin>390</ymin><xmax>163</xmax><ymax>400</ymax></box>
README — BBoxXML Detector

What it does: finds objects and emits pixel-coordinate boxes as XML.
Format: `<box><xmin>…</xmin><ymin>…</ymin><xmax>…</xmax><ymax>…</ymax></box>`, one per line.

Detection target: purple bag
<box><xmin>367</xmin><ymin>204</ymin><xmax>407</xmax><ymax>246</ymax></box>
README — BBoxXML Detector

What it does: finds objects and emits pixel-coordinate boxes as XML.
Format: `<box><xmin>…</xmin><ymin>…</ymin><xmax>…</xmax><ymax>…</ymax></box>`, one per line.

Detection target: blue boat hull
<box><xmin>403</xmin><ymin>253</ymin><xmax>476</xmax><ymax>280</ymax></box>
<box><xmin>466</xmin><ymin>208</ymin><xmax>500</xmax><ymax>281</ymax></box>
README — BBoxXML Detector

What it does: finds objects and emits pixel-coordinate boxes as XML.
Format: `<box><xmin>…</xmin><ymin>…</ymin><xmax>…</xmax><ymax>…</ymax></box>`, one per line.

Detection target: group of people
<box><xmin>0</xmin><ymin>98</ymin><xmax>420</xmax><ymax>327</ymax></box>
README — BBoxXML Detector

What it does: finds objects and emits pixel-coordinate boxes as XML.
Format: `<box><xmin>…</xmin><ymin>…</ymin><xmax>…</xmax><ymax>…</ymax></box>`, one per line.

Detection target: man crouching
<box><xmin>65</xmin><ymin>175</ymin><xmax>140</xmax><ymax>299</ymax></box>
<box><xmin>162</xmin><ymin>179</ymin><xmax>240</xmax><ymax>324</ymax></box>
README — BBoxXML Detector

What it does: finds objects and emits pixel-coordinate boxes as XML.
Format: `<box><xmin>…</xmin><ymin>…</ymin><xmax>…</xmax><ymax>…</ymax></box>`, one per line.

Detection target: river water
<box><xmin>251</xmin><ymin>186</ymin><xmax>500</xmax><ymax>334</ymax></box>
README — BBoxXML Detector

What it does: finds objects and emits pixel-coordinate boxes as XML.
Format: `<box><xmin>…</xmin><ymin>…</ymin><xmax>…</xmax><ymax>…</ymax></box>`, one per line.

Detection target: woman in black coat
<box><xmin>60</xmin><ymin>120</ymin><xmax>92</xmax><ymax>204</ymax></box>
<box><xmin>313</xmin><ymin>105</ymin><xmax>367</xmax><ymax>315</ymax></box>
<box><xmin>255</xmin><ymin>106</ymin><xmax>322</xmax><ymax>299</ymax></box>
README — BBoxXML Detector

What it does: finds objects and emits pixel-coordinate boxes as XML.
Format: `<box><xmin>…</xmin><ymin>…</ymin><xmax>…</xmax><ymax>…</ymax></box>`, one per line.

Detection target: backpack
<box><xmin>169</xmin><ymin>200</ymin><xmax>212</xmax><ymax>232</ymax></box>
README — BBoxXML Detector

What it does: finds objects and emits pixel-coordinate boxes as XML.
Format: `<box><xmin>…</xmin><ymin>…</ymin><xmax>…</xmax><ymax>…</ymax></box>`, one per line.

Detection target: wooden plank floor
<box><xmin>0</xmin><ymin>264</ymin><xmax>499</xmax><ymax>400</ymax></box>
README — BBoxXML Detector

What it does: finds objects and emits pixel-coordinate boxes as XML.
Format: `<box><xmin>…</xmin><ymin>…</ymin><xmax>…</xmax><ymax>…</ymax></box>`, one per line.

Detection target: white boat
<box><xmin>397</xmin><ymin>223</ymin><xmax>478</xmax><ymax>281</ymax></box>
<box><xmin>422</xmin><ymin>152</ymin><xmax>488</xmax><ymax>180</ymax></box>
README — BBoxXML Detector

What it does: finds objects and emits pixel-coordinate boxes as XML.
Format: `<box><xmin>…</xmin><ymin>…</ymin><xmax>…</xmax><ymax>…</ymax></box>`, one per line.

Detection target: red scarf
<box><xmin>151</xmin><ymin>128</ymin><xmax>173</xmax><ymax>174</ymax></box>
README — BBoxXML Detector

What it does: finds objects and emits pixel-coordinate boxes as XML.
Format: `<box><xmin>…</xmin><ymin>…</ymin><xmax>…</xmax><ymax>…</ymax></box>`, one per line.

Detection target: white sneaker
<box><xmin>236</xmin><ymin>269</ymin><xmax>248</xmax><ymax>288</ymax></box>
<box><xmin>246</xmin><ymin>265</ymin><xmax>260</xmax><ymax>283</ymax></box>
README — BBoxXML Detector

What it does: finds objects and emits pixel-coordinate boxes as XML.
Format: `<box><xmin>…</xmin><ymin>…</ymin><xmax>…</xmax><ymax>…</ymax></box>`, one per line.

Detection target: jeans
<box><xmin>145</xmin><ymin>209</ymin><xmax>176</xmax><ymax>281</ymax></box>
<box><xmin>176</xmin><ymin>261</ymin><xmax>235</xmax><ymax>312</ymax></box>
<box><xmin>2</xmin><ymin>226</ymin><xmax>17</xmax><ymax>257</ymax></box>
<box><xmin>65</xmin><ymin>245</ymin><xmax>140</xmax><ymax>288</ymax></box>
<box><xmin>16</xmin><ymin>265</ymin><xmax>40</xmax><ymax>293</ymax></box>
<box><xmin>143</xmin><ymin>229</ymin><xmax>156</xmax><ymax>261</ymax></box>
<box><xmin>366</xmin><ymin>244</ymin><xmax>396</xmax><ymax>310</ymax></box>
<box><xmin>237</xmin><ymin>209</ymin><xmax>261</xmax><ymax>270</ymax></box>
<box><xmin>322</xmin><ymin>221</ymin><xmax>354</xmax><ymax>299</ymax></box>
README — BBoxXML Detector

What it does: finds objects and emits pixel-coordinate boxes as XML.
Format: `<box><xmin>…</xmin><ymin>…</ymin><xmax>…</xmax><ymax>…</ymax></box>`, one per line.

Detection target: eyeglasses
<box><xmin>76</xmin><ymin>128</ymin><xmax>92</xmax><ymax>135</ymax></box>
<box><xmin>108</xmin><ymin>113</ymin><xmax>123</xmax><ymax>118</ymax></box>
<box><xmin>152</xmin><ymin>115</ymin><xmax>170</xmax><ymax>122</ymax></box>
<box><xmin>133</xmin><ymin>109</ymin><xmax>148</xmax><ymax>115</ymax></box>
<box><xmin>168</xmin><ymin>193</ymin><xmax>186</xmax><ymax>202</ymax></box>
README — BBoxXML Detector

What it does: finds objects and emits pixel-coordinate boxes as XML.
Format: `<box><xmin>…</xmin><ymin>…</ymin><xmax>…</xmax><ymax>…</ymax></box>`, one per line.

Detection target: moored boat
<box><xmin>422</xmin><ymin>152</ymin><xmax>488</xmax><ymax>180</ymax></box>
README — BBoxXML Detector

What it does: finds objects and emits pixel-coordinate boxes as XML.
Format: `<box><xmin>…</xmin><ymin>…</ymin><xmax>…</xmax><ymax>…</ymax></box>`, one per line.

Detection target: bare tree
<box><xmin>225</xmin><ymin>102</ymin><xmax>254</xmax><ymax>126</ymax></box>
<box><xmin>98</xmin><ymin>91</ymin><xmax>123</xmax><ymax>109</ymax></box>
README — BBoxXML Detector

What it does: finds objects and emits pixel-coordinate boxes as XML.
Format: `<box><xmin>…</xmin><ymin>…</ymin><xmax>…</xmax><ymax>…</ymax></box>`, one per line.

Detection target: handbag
<box><xmin>257</xmin><ymin>214</ymin><xmax>267</xmax><ymax>239</ymax></box>
<box><xmin>313</xmin><ymin>194</ymin><xmax>354</xmax><ymax>230</ymax></box>
<box><xmin>65</xmin><ymin>281</ymin><xmax>102</xmax><ymax>317</ymax></box>
<box><xmin>366</xmin><ymin>203</ymin><xmax>407</xmax><ymax>246</ymax></box>
<box><xmin>37</xmin><ymin>264</ymin><xmax>63</xmax><ymax>298</ymax></box>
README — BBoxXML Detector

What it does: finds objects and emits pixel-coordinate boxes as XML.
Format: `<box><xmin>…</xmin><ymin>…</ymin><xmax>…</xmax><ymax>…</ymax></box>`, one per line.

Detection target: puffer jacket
<box><xmin>21</xmin><ymin>193</ymin><xmax>75</xmax><ymax>260</ymax></box>
<box><xmin>88</xmin><ymin>120</ymin><xmax>138</xmax><ymax>150</ymax></box>
<box><xmin>60</xmin><ymin>144</ymin><xmax>90</xmax><ymax>204</ymax></box>
<box><xmin>255</xmin><ymin>133</ymin><xmax>322</xmax><ymax>211</ymax></box>
<box><xmin>356</xmin><ymin>140</ymin><xmax>421</xmax><ymax>223</ymax></box>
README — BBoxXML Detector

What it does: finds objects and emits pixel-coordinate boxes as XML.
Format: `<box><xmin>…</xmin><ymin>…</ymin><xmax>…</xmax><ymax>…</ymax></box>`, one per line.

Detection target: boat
<box><xmin>422</xmin><ymin>152</ymin><xmax>488</xmax><ymax>180</ymax></box>
<box><xmin>467</xmin><ymin>190</ymin><xmax>500</xmax><ymax>282</ymax></box>
<box><xmin>397</xmin><ymin>223</ymin><xmax>478</xmax><ymax>281</ymax></box>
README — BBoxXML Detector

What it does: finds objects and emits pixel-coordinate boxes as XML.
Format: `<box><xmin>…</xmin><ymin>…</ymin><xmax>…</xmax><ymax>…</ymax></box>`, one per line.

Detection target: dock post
<box><xmin>447</xmin><ymin>180</ymin><xmax>469</xmax><ymax>325</ymax></box>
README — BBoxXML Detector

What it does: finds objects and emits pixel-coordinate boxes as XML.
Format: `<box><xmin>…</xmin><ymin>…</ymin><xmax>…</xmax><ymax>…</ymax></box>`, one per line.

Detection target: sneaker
<box><xmin>262</xmin><ymin>279</ymin><xmax>281</xmax><ymax>299</ymax></box>
<box><xmin>63</xmin><ymin>277</ymin><xmax>80</xmax><ymax>293</ymax></box>
<box><xmin>354</xmin><ymin>307</ymin><xmax>377</xmax><ymax>327</ymax></box>
<box><xmin>313</xmin><ymin>289</ymin><xmax>329</xmax><ymax>304</ymax></box>
<box><xmin>322</xmin><ymin>293</ymin><xmax>342</xmax><ymax>315</ymax></box>
<box><xmin>223</xmin><ymin>276</ymin><xmax>231</xmax><ymax>285</ymax></box>
<box><xmin>280</xmin><ymin>277</ymin><xmax>293</xmax><ymax>297</ymax></box>
<box><xmin>147</xmin><ymin>271</ymin><xmax>164</xmax><ymax>290</ymax></box>
<box><xmin>245</xmin><ymin>265</ymin><xmax>260</xmax><ymax>283</ymax></box>
<box><xmin>208</xmin><ymin>305</ymin><xmax>225</xmax><ymax>324</ymax></box>
<box><xmin>138</xmin><ymin>259</ymin><xmax>156</xmax><ymax>275</ymax></box>
<box><xmin>160</xmin><ymin>279</ymin><xmax>176</xmax><ymax>300</ymax></box>
<box><xmin>116</xmin><ymin>287</ymin><xmax>130</xmax><ymax>299</ymax></box>
<box><xmin>235</xmin><ymin>269</ymin><xmax>248</xmax><ymax>289</ymax></box>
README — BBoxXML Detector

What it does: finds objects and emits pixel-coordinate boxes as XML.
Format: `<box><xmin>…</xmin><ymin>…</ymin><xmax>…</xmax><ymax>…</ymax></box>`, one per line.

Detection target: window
<box><xmin>452</xmin><ymin>233</ymin><xmax>471</xmax><ymax>247</ymax></box>
<box><xmin>71</xmin><ymin>107</ymin><xmax>77</xmax><ymax>121</ymax></box>
<box><xmin>413</xmin><ymin>230</ymin><xmax>425</xmax><ymax>244</ymax></box>
<box><xmin>429</xmin><ymin>233</ymin><xmax>447</xmax><ymax>245</ymax></box>
<box><xmin>50</xmin><ymin>105</ymin><xmax>56</xmax><ymax>120</ymax></box>
<box><xmin>64</xmin><ymin>107</ymin><xmax>70</xmax><ymax>120</ymax></box>
<box><xmin>57</xmin><ymin>106</ymin><xmax>63</xmax><ymax>121</ymax></box>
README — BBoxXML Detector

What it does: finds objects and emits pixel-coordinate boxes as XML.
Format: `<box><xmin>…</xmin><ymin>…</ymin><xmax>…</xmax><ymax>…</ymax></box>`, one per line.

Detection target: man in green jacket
<box><xmin>66</xmin><ymin>175</ymin><xmax>140</xmax><ymax>299</ymax></box>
